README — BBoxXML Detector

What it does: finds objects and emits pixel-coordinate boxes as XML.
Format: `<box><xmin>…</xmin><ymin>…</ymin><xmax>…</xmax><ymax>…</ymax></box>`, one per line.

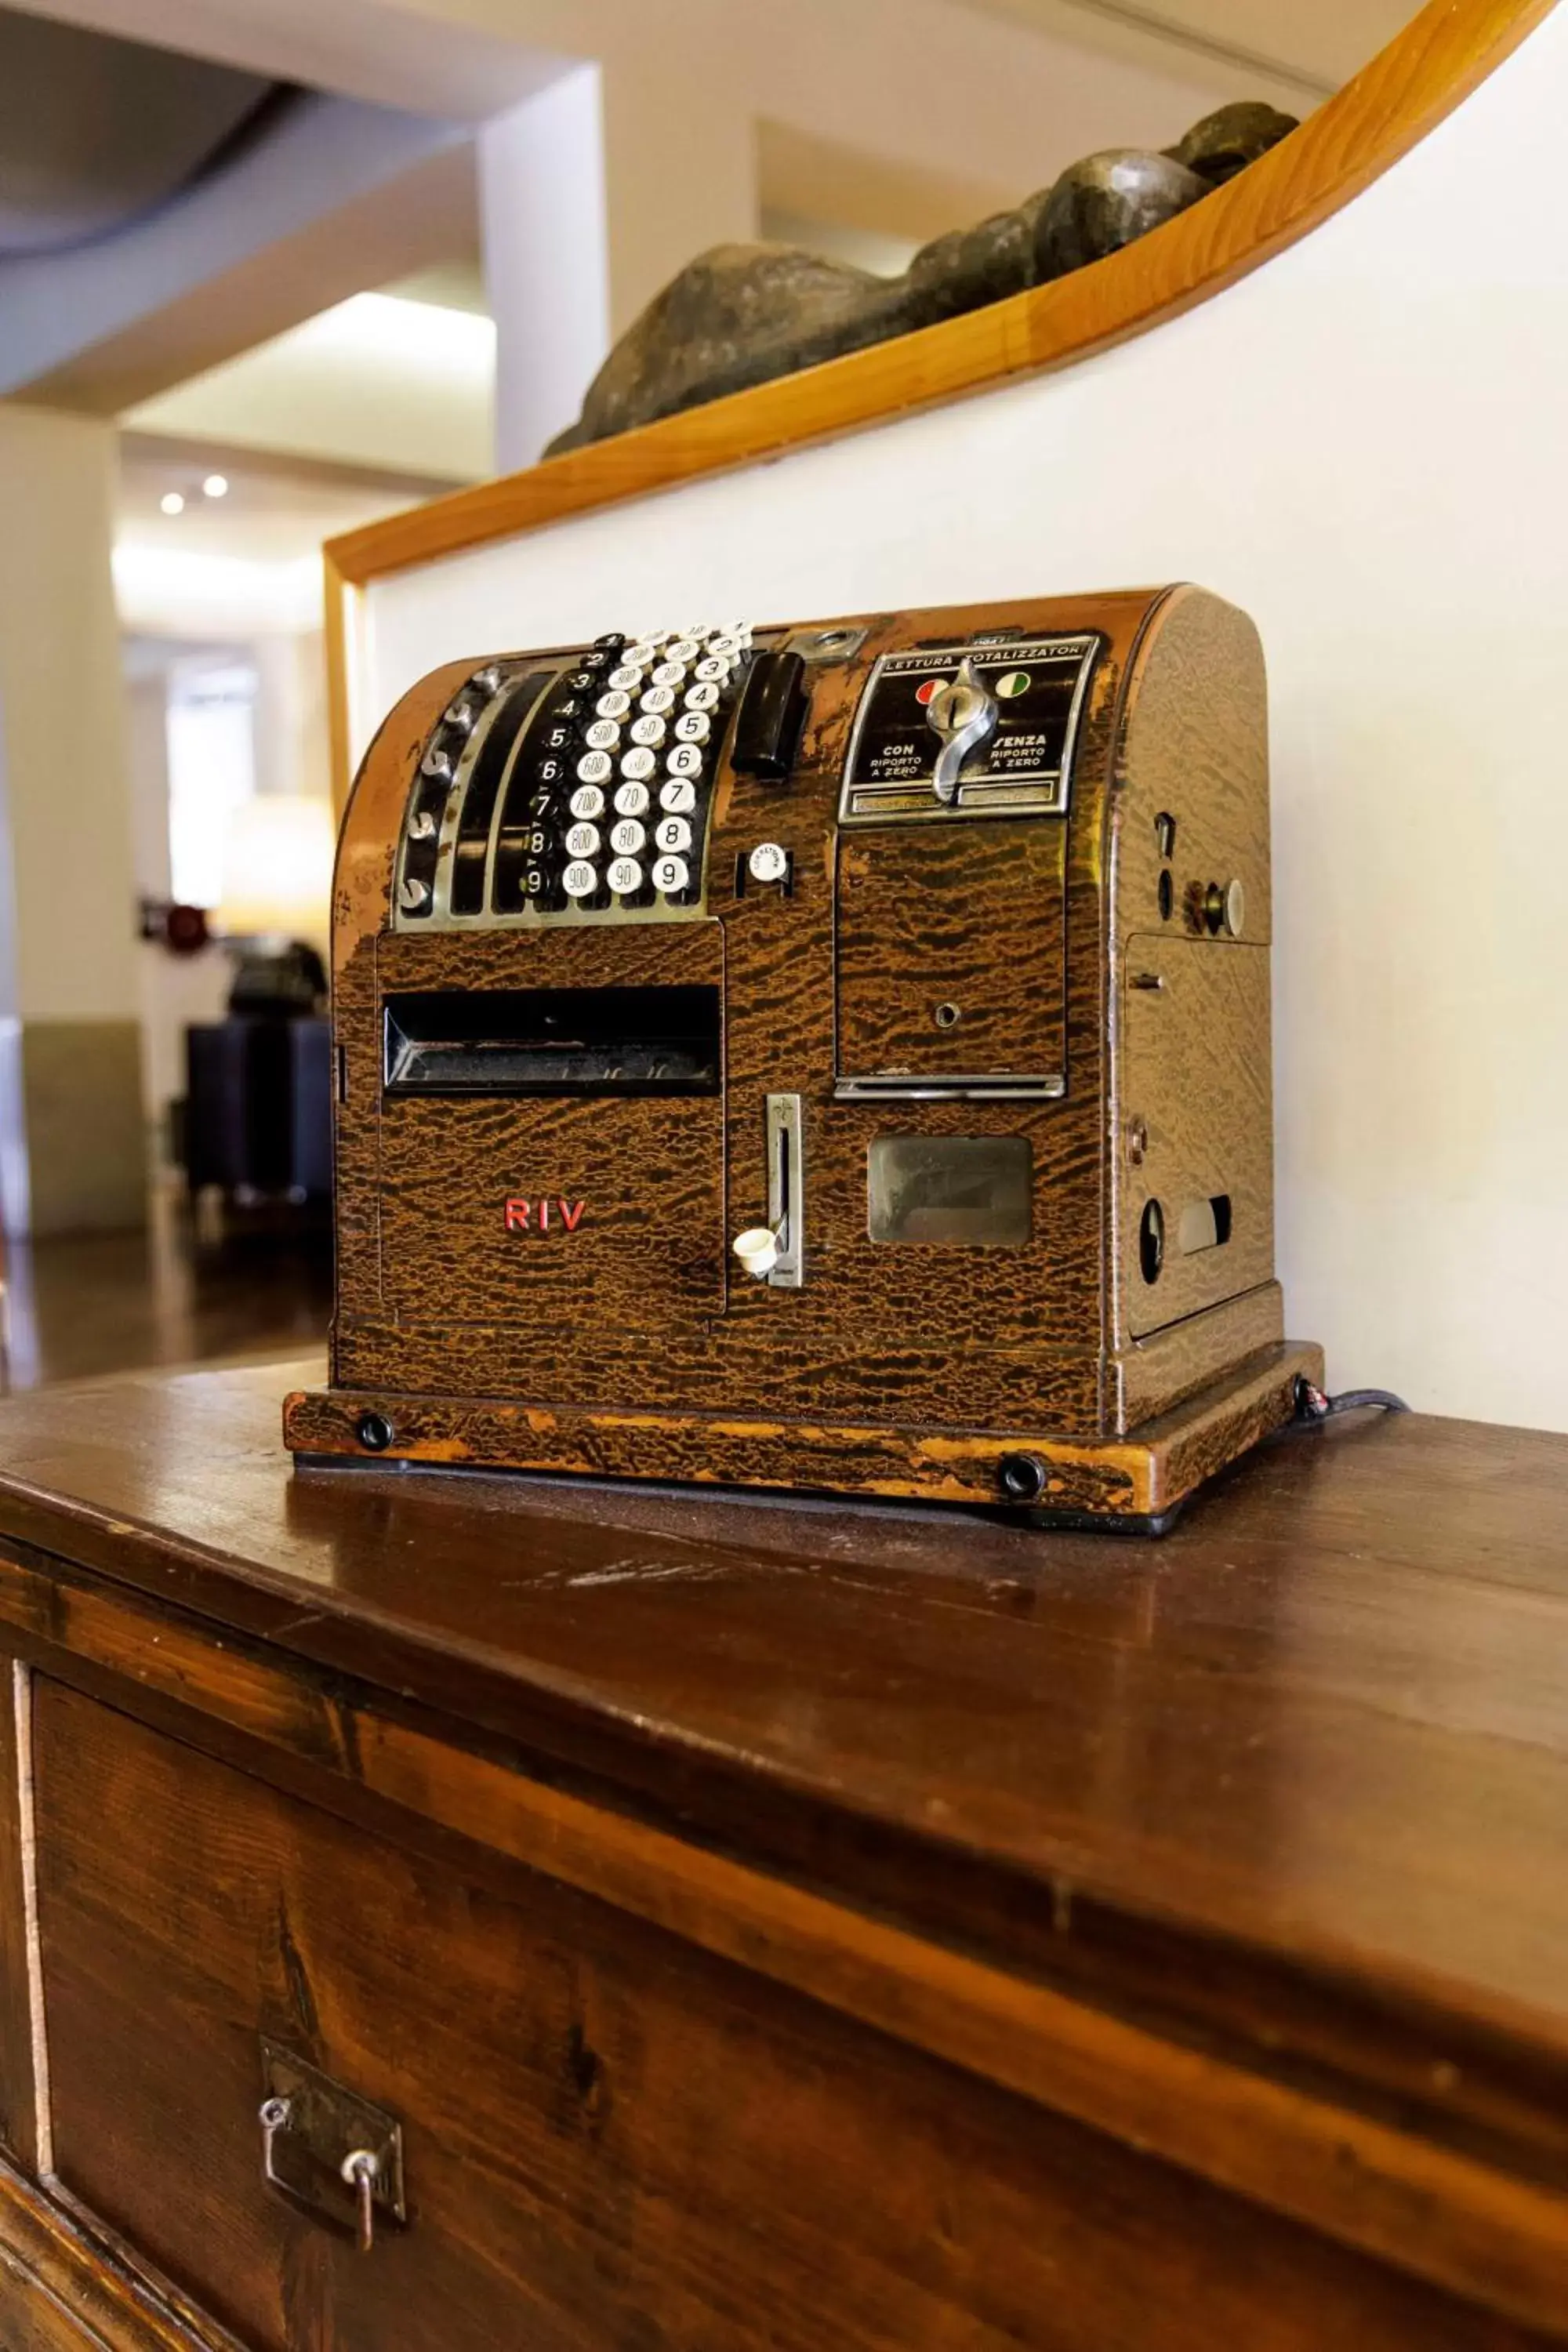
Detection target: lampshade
<box><xmin>218</xmin><ymin>793</ymin><xmax>335</xmax><ymax>944</ymax></box>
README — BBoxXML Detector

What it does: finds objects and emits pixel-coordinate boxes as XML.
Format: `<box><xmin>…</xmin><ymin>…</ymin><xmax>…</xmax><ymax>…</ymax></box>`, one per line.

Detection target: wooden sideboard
<box><xmin>0</xmin><ymin>1360</ymin><xmax>1563</xmax><ymax>2349</ymax></box>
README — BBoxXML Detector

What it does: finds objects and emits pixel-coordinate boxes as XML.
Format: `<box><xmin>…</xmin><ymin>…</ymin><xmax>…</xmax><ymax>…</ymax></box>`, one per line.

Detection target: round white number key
<box><xmin>629</xmin><ymin>712</ymin><xmax>666</xmax><ymax>747</ymax></box>
<box><xmin>673</xmin><ymin>710</ymin><xmax>710</xmax><ymax>745</ymax></box>
<box><xmin>608</xmin><ymin>664</ymin><xmax>644</xmax><ymax>691</ymax></box>
<box><xmin>666</xmin><ymin>744</ymin><xmax>704</xmax><ymax>780</ymax></box>
<box><xmin>620</xmin><ymin>745</ymin><xmax>657</xmax><ymax>781</ymax></box>
<box><xmin>651</xmin><ymin>659</ymin><xmax>686</xmax><ymax>688</ymax></box>
<box><xmin>595</xmin><ymin>689</ymin><xmax>631</xmax><ymax>720</ymax></box>
<box><xmin>607</xmin><ymin>856</ymin><xmax>644</xmax><ymax>895</ymax></box>
<box><xmin>613</xmin><ymin>780</ymin><xmax>651</xmax><ymax>816</ymax></box>
<box><xmin>574</xmin><ymin>754</ymin><xmax>611</xmax><ymax>789</ymax></box>
<box><xmin>655</xmin><ymin>815</ymin><xmax>691</xmax><ymax>854</ymax></box>
<box><xmin>684</xmin><ymin>680</ymin><xmax>720</xmax><ymax>713</ymax></box>
<box><xmin>694</xmin><ymin>655</ymin><xmax>731</xmax><ymax>683</ymax></box>
<box><xmin>666</xmin><ymin>637</ymin><xmax>700</xmax><ymax>663</ymax></box>
<box><xmin>640</xmin><ymin>684</ymin><xmax>676</xmax><ymax>715</ymax></box>
<box><xmin>659</xmin><ymin>776</ymin><xmax>698</xmax><ymax>811</ymax></box>
<box><xmin>565</xmin><ymin>821</ymin><xmax>601</xmax><ymax>858</ymax></box>
<box><xmin>570</xmin><ymin>781</ymin><xmax>606</xmax><ymax>816</ymax></box>
<box><xmin>611</xmin><ymin>818</ymin><xmax>646</xmax><ymax>855</ymax></box>
<box><xmin>652</xmin><ymin>853</ymin><xmax>690</xmax><ymax>895</ymax></box>
<box><xmin>583</xmin><ymin>717</ymin><xmax>621</xmax><ymax>751</ymax></box>
<box><xmin>748</xmin><ymin>840</ymin><xmax>789</xmax><ymax>884</ymax></box>
<box><xmin>562</xmin><ymin>860</ymin><xmax>598</xmax><ymax>898</ymax></box>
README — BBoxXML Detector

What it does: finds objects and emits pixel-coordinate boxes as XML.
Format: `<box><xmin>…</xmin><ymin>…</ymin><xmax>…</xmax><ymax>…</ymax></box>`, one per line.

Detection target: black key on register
<box><xmin>731</xmin><ymin>650</ymin><xmax>808</xmax><ymax>781</ymax></box>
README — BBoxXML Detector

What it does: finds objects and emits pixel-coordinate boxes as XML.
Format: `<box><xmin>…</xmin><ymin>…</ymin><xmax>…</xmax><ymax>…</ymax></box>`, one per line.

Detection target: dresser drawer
<box><xmin>31</xmin><ymin>1679</ymin><xmax>1532</xmax><ymax>2352</ymax></box>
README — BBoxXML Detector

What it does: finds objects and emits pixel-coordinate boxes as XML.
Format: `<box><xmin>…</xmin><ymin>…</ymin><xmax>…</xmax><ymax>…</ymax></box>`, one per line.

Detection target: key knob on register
<box><xmin>926</xmin><ymin>655</ymin><xmax>999</xmax><ymax>804</ymax></box>
<box><xmin>732</xmin><ymin>1224</ymin><xmax>783</xmax><ymax>1279</ymax></box>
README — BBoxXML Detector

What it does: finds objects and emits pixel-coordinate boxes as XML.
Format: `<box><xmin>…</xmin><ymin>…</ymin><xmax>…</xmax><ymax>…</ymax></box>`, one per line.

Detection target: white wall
<box><xmin>0</xmin><ymin>406</ymin><xmax>148</xmax><ymax>1231</ymax></box>
<box><xmin>123</xmin><ymin>664</ymin><xmax>231</xmax><ymax>1134</ymax></box>
<box><xmin>479</xmin><ymin>71</ymin><xmax>616</xmax><ymax>470</ymax></box>
<box><xmin>125</xmin><ymin>630</ymin><xmax>336</xmax><ymax>1134</ymax></box>
<box><xmin>0</xmin><ymin>407</ymin><xmax>140</xmax><ymax>1025</ymax></box>
<box><xmin>252</xmin><ymin>631</ymin><xmax>331</xmax><ymax>803</ymax></box>
<box><xmin>350</xmin><ymin>13</ymin><xmax>1568</xmax><ymax>1433</ymax></box>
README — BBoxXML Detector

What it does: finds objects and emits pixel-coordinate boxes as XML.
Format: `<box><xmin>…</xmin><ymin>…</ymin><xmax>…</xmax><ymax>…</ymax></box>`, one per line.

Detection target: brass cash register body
<box><xmin>285</xmin><ymin>587</ymin><xmax>1319</xmax><ymax>1525</ymax></box>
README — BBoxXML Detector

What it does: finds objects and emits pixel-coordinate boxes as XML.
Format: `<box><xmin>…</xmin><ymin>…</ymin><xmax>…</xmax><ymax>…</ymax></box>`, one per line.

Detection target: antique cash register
<box><xmin>284</xmin><ymin>589</ymin><xmax>1320</xmax><ymax>1526</ymax></box>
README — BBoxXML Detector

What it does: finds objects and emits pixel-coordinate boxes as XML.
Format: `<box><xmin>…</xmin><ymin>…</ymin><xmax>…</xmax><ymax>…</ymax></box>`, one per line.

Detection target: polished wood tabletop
<box><xmin>1</xmin><ymin>1358</ymin><xmax>1566</xmax><ymax>2187</ymax></box>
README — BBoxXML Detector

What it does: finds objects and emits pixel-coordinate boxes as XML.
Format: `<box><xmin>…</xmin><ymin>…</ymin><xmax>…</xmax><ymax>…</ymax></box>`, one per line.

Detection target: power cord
<box><xmin>1290</xmin><ymin>1377</ymin><xmax>1410</xmax><ymax>1427</ymax></box>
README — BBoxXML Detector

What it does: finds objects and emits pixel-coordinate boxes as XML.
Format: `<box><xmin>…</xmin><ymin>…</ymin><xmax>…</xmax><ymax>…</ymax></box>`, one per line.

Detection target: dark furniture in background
<box><xmin>0</xmin><ymin>1367</ymin><xmax>1562</xmax><ymax>2348</ymax></box>
<box><xmin>183</xmin><ymin>1014</ymin><xmax>331</xmax><ymax>1204</ymax></box>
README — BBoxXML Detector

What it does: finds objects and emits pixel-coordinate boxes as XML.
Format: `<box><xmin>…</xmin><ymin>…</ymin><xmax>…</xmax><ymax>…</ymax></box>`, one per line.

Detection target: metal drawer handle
<box><xmin>340</xmin><ymin>2149</ymin><xmax>381</xmax><ymax>2256</ymax></box>
<box><xmin>259</xmin><ymin>2094</ymin><xmax>292</xmax><ymax>2181</ymax></box>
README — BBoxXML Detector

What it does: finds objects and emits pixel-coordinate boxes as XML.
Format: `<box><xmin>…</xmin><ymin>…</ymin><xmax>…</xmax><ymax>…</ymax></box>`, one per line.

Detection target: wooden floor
<box><xmin>0</xmin><ymin>1185</ymin><xmax>331</xmax><ymax>1390</ymax></box>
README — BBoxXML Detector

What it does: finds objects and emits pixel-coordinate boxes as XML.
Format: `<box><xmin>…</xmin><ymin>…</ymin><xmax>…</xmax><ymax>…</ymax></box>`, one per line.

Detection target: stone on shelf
<box><xmin>543</xmin><ymin>100</ymin><xmax>1299</xmax><ymax>456</ymax></box>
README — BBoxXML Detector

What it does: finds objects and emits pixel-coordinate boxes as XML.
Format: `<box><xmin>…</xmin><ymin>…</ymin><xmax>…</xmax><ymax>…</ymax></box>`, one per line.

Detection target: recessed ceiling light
<box><xmin>202</xmin><ymin>474</ymin><xmax>229</xmax><ymax>499</ymax></box>
<box><xmin>160</xmin><ymin>491</ymin><xmax>185</xmax><ymax>516</ymax></box>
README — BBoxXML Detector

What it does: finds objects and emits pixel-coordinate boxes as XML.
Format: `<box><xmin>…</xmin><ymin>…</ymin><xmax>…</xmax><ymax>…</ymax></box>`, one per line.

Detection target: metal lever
<box><xmin>731</xmin><ymin>1094</ymin><xmax>804</xmax><ymax>1287</ymax></box>
<box><xmin>342</xmin><ymin>2150</ymin><xmax>381</xmax><ymax>2254</ymax></box>
<box><xmin>926</xmin><ymin>655</ymin><xmax>999</xmax><ymax>804</ymax></box>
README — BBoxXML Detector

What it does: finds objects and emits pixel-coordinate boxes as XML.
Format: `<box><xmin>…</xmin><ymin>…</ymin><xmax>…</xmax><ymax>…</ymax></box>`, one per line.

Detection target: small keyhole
<box><xmin>934</xmin><ymin>1002</ymin><xmax>961</xmax><ymax>1030</ymax></box>
<box><xmin>1139</xmin><ymin>1199</ymin><xmax>1166</xmax><ymax>1284</ymax></box>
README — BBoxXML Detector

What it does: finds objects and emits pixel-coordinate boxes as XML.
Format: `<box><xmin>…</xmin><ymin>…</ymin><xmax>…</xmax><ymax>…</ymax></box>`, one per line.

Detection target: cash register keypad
<box><xmin>477</xmin><ymin>624</ymin><xmax>752</xmax><ymax>924</ymax></box>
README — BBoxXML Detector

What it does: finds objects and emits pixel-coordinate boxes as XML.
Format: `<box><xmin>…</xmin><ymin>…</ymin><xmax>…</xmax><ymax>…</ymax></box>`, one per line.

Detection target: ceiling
<box><xmin>957</xmin><ymin>0</ymin><xmax>1421</xmax><ymax>99</ymax></box>
<box><xmin>114</xmin><ymin>434</ymin><xmax>440</xmax><ymax>637</ymax></box>
<box><xmin>0</xmin><ymin>2</ymin><xmax>286</xmax><ymax>254</ymax></box>
<box><xmin>122</xmin><ymin>289</ymin><xmax>495</xmax><ymax>479</ymax></box>
<box><xmin>118</xmin><ymin>434</ymin><xmax>441</xmax><ymax>559</ymax></box>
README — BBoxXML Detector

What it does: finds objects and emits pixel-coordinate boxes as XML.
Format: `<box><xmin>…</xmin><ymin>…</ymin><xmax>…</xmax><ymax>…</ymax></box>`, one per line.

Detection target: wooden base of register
<box><xmin>0</xmin><ymin>1360</ymin><xmax>1565</xmax><ymax>2352</ymax></box>
<box><xmin>285</xmin><ymin>1338</ymin><xmax>1324</xmax><ymax>1530</ymax></box>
